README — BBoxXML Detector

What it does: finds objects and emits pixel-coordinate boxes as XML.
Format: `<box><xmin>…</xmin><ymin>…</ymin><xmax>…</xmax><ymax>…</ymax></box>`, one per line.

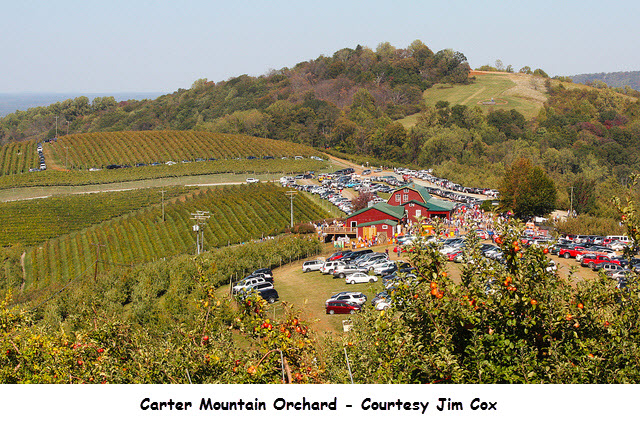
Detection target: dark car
<box><xmin>325</xmin><ymin>300</ymin><xmax>361</xmax><ymax>315</ymax></box>
<box><xmin>258</xmin><ymin>288</ymin><xmax>279</xmax><ymax>304</ymax></box>
<box><xmin>252</xmin><ymin>268</ymin><xmax>272</xmax><ymax>276</ymax></box>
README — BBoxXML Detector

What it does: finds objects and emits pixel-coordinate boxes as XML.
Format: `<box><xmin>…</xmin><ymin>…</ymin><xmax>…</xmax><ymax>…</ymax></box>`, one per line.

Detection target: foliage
<box><xmin>500</xmin><ymin>157</ymin><xmax>557</xmax><ymax>218</ymax></box>
<box><xmin>0</xmin><ymin>186</ymin><xmax>192</xmax><ymax>247</ymax></box>
<box><xmin>330</xmin><ymin>218</ymin><xmax>640</xmax><ymax>383</ymax></box>
<box><xmin>22</xmin><ymin>184</ymin><xmax>330</xmax><ymax>289</ymax></box>
<box><xmin>1</xmin><ymin>235</ymin><xmax>324</xmax><ymax>383</ymax></box>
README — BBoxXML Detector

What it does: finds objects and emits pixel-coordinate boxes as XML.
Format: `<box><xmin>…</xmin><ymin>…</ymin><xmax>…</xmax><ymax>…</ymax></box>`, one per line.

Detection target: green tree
<box><xmin>572</xmin><ymin>175</ymin><xmax>597</xmax><ymax>215</ymax></box>
<box><xmin>500</xmin><ymin>157</ymin><xmax>557</xmax><ymax>218</ymax></box>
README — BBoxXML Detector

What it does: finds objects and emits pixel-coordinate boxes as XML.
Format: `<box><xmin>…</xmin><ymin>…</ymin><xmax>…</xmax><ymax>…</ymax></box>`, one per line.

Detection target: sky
<box><xmin>2</xmin><ymin>0</ymin><xmax>639</xmax><ymax>94</ymax></box>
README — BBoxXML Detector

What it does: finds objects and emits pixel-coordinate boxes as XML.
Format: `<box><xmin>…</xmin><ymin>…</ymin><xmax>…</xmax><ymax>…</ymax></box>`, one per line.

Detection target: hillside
<box><xmin>571</xmin><ymin>70</ymin><xmax>640</xmax><ymax>91</ymax></box>
<box><xmin>46</xmin><ymin>130</ymin><xmax>321</xmax><ymax>170</ymax></box>
<box><xmin>0</xmin><ymin>41</ymin><xmax>471</xmax><ymax>162</ymax></box>
<box><xmin>23</xmin><ymin>183</ymin><xmax>330</xmax><ymax>289</ymax></box>
<box><xmin>399</xmin><ymin>71</ymin><xmax>548</xmax><ymax>127</ymax></box>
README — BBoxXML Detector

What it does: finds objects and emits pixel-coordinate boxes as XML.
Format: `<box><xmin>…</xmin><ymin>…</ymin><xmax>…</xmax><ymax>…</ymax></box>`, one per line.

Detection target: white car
<box><xmin>302</xmin><ymin>259</ymin><xmax>324</xmax><ymax>272</ymax></box>
<box><xmin>246</xmin><ymin>178</ymin><xmax>259</xmax><ymax>183</ymax></box>
<box><xmin>346</xmin><ymin>272</ymin><xmax>378</xmax><ymax>285</ymax></box>
<box><xmin>320</xmin><ymin>261</ymin><xmax>344</xmax><ymax>275</ymax></box>
<box><xmin>325</xmin><ymin>292</ymin><xmax>367</xmax><ymax>306</ymax></box>
<box><xmin>232</xmin><ymin>276</ymin><xmax>268</xmax><ymax>294</ymax></box>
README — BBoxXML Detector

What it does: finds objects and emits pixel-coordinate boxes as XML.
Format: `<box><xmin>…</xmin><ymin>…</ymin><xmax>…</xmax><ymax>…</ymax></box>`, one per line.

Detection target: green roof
<box><xmin>393</xmin><ymin>182</ymin><xmax>432</xmax><ymax>202</ymax></box>
<box><xmin>403</xmin><ymin>198</ymin><xmax>455</xmax><ymax>212</ymax></box>
<box><xmin>356</xmin><ymin>219</ymin><xmax>398</xmax><ymax>227</ymax></box>
<box><xmin>347</xmin><ymin>202</ymin><xmax>406</xmax><ymax>220</ymax></box>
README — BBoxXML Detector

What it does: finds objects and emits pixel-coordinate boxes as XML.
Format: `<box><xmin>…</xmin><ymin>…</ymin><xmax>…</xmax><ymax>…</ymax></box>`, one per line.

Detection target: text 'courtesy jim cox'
<box><xmin>139</xmin><ymin>396</ymin><xmax>498</xmax><ymax>415</ymax></box>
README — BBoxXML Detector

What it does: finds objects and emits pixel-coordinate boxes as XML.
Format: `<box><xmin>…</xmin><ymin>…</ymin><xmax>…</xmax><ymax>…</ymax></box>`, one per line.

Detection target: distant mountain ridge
<box><xmin>0</xmin><ymin>92</ymin><xmax>166</xmax><ymax>117</ymax></box>
<box><xmin>570</xmin><ymin>71</ymin><xmax>640</xmax><ymax>91</ymax></box>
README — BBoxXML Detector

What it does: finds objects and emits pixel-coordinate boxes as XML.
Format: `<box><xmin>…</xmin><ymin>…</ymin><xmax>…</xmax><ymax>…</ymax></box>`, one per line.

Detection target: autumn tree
<box><xmin>352</xmin><ymin>191</ymin><xmax>377</xmax><ymax>211</ymax></box>
<box><xmin>500</xmin><ymin>157</ymin><xmax>557</xmax><ymax>218</ymax></box>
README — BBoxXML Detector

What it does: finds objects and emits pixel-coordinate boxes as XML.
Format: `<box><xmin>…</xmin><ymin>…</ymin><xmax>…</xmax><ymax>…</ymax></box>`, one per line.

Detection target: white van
<box><xmin>606</xmin><ymin>235</ymin><xmax>630</xmax><ymax>244</ymax></box>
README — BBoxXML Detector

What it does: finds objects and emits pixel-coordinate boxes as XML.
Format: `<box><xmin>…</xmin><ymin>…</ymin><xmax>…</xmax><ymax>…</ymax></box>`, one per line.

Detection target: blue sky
<box><xmin>2</xmin><ymin>0</ymin><xmax>639</xmax><ymax>93</ymax></box>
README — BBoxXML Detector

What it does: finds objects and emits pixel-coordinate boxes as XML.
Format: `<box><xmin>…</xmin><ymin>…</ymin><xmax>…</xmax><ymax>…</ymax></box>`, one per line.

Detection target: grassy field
<box><xmin>399</xmin><ymin>72</ymin><xmax>549</xmax><ymax>127</ymax></box>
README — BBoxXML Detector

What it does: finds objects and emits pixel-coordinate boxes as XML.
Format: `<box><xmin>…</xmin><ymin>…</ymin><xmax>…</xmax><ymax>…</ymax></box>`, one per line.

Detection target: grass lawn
<box><xmin>398</xmin><ymin>72</ymin><xmax>548</xmax><ymax>128</ymax></box>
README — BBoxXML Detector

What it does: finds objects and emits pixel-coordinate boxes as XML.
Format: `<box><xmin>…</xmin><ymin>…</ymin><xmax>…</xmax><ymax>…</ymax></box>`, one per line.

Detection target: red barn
<box><xmin>345</xmin><ymin>203</ymin><xmax>405</xmax><ymax>242</ymax></box>
<box><xmin>388</xmin><ymin>182</ymin><xmax>454</xmax><ymax>220</ymax></box>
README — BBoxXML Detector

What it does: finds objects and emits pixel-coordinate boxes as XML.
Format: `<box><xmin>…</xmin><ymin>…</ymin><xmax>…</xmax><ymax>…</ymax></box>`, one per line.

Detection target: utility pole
<box><xmin>190</xmin><ymin>210</ymin><xmax>210</xmax><ymax>255</ymax></box>
<box><xmin>91</xmin><ymin>242</ymin><xmax>106</xmax><ymax>283</ymax></box>
<box><xmin>160</xmin><ymin>190</ymin><xmax>166</xmax><ymax>222</ymax></box>
<box><xmin>569</xmin><ymin>186</ymin><xmax>574</xmax><ymax>218</ymax></box>
<box><xmin>285</xmin><ymin>190</ymin><xmax>297</xmax><ymax>227</ymax></box>
<box><xmin>55</xmin><ymin>116</ymin><xmax>58</xmax><ymax>139</ymax></box>
<box><xmin>66</xmin><ymin>120</ymin><xmax>70</xmax><ymax>135</ymax></box>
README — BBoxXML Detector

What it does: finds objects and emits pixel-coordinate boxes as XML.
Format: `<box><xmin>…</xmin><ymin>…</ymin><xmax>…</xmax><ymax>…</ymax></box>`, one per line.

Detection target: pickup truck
<box><xmin>580</xmin><ymin>254</ymin><xmax>614</xmax><ymax>269</ymax></box>
<box><xmin>558</xmin><ymin>245</ymin><xmax>590</xmax><ymax>259</ymax></box>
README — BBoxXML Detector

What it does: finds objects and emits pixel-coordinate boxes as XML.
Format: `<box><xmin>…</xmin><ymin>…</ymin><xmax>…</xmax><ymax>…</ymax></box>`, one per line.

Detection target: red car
<box><xmin>327</xmin><ymin>250</ymin><xmax>351</xmax><ymax>262</ymax></box>
<box><xmin>325</xmin><ymin>300</ymin><xmax>362</xmax><ymax>315</ymax></box>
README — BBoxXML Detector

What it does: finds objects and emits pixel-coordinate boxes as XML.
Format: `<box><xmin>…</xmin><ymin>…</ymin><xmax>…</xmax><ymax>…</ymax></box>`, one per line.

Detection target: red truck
<box><xmin>580</xmin><ymin>254</ymin><xmax>614</xmax><ymax>269</ymax></box>
<box><xmin>558</xmin><ymin>245</ymin><xmax>589</xmax><ymax>259</ymax></box>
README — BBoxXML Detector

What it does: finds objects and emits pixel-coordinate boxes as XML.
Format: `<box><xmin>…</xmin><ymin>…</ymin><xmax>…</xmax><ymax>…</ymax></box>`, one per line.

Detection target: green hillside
<box><xmin>23</xmin><ymin>183</ymin><xmax>330</xmax><ymax>289</ymax></box>
<box><xmin>0</xmin><ymin>186</ymin><xmax>192</xmax><ymax>247</ymax></box>
<box><xmin>45</xmin><ymin>130</ymin><xmax>322</xmax><ymax>170</ymax></box>
<box><xmin>399</xmin><ymin>72</ymin><xmax>548</xmax><ymax>127</ymax></box>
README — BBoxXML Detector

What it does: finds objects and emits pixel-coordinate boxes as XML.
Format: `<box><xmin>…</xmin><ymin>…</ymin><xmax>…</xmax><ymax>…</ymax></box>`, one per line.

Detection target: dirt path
<box><xmin>461</xmin><ymin>86</ymin><xmax>486</xmax><ymax>105</ymax></box>
<box><xmin>20</xmin><ymin>251</ymin><xmax>26</xmax><ymax>291</ymax></box>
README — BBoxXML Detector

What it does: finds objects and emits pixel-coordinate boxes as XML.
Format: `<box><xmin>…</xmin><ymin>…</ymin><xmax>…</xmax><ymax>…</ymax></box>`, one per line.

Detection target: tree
<box><xmin>500</xmin><ymin>157</ymin><xmax>557</xmax><ymax>218</ymax></box>
<box><xmin>352</xmin><ymin>191</ymin><xmax>377</xmax><ymax>211</ymax></box>
<box><xmin>572</xmin><ymin>176</ymin><xmax>596</xmax><ymax>215</ymax></box>
<box><xmin>519</xmin><ymin>66</ymin><xmax>532</xmax><ymax>74</ymax></box>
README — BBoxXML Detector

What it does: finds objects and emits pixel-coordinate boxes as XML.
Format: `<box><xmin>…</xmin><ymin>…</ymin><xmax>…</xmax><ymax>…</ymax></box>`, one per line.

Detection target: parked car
<box><xmin>232</xmin><ymin>276</ymin><xmax>269</xmax><ymax>294</ymax></box>
<box><xmin>332</xmin><ymin>264</ymin><xmax>366</xmax><ymax>278</ymax></box>
<box><xmin>320</xmin><ymin>261</ymin><xmax>344</xmax><ymax>274</ymax></box>
<box><xmin>346</xmin><ymin>272</ymin><xmax>378</xmax><ymax>284</ymax></box>
<box><xmin>327</xmin><ymin>250</ymin><xmax>351</xmax><ymax>262</ymax></box>
<box><xmin>302</xmin><ymin>259</ymin><xmax>324</xmax><ymax>272</ymax></box>
<box><xmin>325</xmin><ymin>300</ymin><xmax>361</xmax><ymax>315</ymax></box>
<box><xmin>325</xmin><ymin>292</ymin><xmax>367</xmax><ymax>306</ymax></box>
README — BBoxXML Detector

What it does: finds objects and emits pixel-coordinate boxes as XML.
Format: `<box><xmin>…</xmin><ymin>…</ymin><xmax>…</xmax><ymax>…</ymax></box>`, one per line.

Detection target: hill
<box><xmin>46</xmin><ymin>130</ymin><xmax>320</xmax><ymax>170</ymax></box>
<box><xmin>570</xmin><ymin>71</ymin><xmax>640</xmax><ymax>91</ymax></box>
<box><xmin>398</xmin><ymin>71</ymin><xmax>548</xmax><ymax>127</ymax></box>
<box><xmin>0</xmin><ymin>41</ymin><xmax>471</xmax><ymax>162</ymax></box>
<box><xmin>23</xmin><ymin>183</ymin><xmax>330</xmax><ymax>289</ymax></box>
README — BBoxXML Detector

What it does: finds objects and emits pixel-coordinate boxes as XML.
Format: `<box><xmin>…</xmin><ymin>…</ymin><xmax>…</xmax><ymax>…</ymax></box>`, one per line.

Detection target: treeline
<box><xmin>571</xmin><ymin>71</ymin><xmax>640</xmax><ymax>93</ymax></box>
<box><xmin>0</xmin><ymin>41</ymin><xmax>470</xmax><ymax>148</ymax></box>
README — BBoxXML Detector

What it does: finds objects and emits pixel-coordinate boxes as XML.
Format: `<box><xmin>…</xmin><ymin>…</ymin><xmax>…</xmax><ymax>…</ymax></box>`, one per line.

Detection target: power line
<box><xmin>285</xmin><ymin>190</ymin><xmax>297</xmax><ymax>228</ymax></box>
<box><xmin>190</xmin><ymin>210</ymin><xmax>211</xmax><ymax>255</ymax></box>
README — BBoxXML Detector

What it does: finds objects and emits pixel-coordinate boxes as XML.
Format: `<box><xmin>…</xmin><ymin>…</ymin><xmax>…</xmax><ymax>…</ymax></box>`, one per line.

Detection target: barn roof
<box><xmin>403</xmin><ymin>198</ymin><xmax>456</xmax><ymax>212</ymax></box>
<box><xmin>346</xmin><ymin>202</ymin><xmax>406</xmax><ymax>220</ymax></box>
<box><xmin>392</xmin><ymin>182</ymin><xmax>432</xmax><ymax>203</ymax></box>
<box><xmin>355</xmin><ymin>219</ymin><xmax>398</xmax><ymax>227</ymax></box>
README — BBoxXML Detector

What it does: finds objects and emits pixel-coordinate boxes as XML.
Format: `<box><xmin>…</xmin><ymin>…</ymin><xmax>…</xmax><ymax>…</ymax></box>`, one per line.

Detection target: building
<box><xmin>344</xmin><ymin>182</ymin><xmax>455</xmax><ymax>242</ymax></box>
<box><xmin>387</xmin><ymin>182</ymin><xmax>454</xmax><ymax>221</ymax></box>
